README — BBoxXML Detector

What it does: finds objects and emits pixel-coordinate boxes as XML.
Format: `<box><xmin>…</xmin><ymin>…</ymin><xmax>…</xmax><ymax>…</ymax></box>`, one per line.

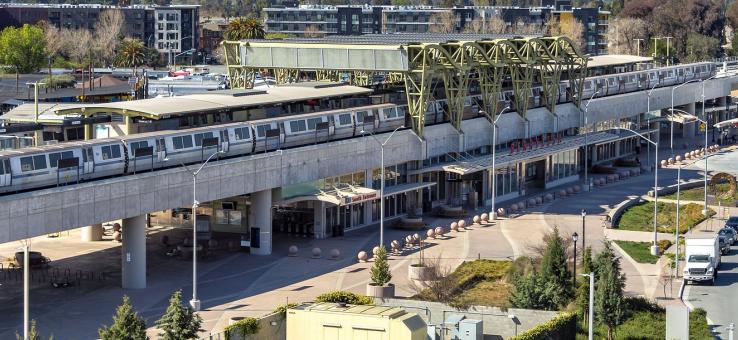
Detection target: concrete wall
<box><xmin>378</xmin><ymin>298</ymin><xmax>559</xmax><ymax>340</ymax></box>
<box><xmin>210</xmin><ymin>312</ymin><xmax>287</xmax><ymax>340</ymax></box>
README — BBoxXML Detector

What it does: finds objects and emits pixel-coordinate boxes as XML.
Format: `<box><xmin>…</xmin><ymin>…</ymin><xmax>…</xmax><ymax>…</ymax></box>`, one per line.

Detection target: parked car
<box><xmin>719</xmin><ymin>236</ymin><xmax>731</xmax><ymax>255</ymax></box>
<box><xmin>726</xmin><ymin>216</ymin><xmax>738</xmax><ymax>231</ymax></box>
<box><xmin>719</xmin><ymin>227</ymin><xmax>737</xmax><ymax>245</ymax></box>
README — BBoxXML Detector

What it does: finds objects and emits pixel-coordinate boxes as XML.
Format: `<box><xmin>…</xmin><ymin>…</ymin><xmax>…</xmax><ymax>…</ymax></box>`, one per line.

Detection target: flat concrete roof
<box><xmin>588</xmin><ymin>54</ymin><xmax>653</xmax><ymax>68</ymax></box>
<box><xmin>2</xmin><ymin>83</ymin><xmax>372</xmax><ymax>122</ymax></box>
<box><xmin>1</xmin><ymin>103</ymin><xmax>85</xmax><ymax>124</ymax></box>
<box><xmin>296</xmin><ymin>302</ymin><xmax>408</xmax><ymax>318</ymax></box>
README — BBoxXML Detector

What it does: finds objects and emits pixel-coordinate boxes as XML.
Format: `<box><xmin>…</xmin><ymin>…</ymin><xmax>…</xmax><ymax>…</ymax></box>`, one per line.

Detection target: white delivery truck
<box><xmin>683</xmin><ymin>234</ymin><xmax>721</xmax><ymax>285</ymax></box>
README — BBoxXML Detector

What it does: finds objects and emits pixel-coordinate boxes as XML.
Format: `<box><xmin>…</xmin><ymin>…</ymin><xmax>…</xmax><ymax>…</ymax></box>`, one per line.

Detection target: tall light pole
<box><xmin>670</xmin><ymin>108</ymin><xmax>709</xmax><ymax>215</ymax></box>
<box><xmin>167</xmin><ymin>149</ymin><xmax>224</xmax><ymax>311</ymax></box>
<box><xmin>581</xmin><ymin>209</ymin><xmax>587</xmax><ymax>251</ymax></box>
<box><xmin>361</xmin><ymin>125</ymin><xmax>404</xmax><ymax>248</ymax></box>
<box><xmin>664</xmin><ymin>36</ymin><xmax>673</xmax><ymax>66</ymax></box>
<box><xmin>489</xmin><ymin>106</ymin><xmax>510</xmax><ymax>220</ymax></box>
<box><xmin>634</xmin><ymin>38</ymin><xmax>644</xmax><ymax>57</ymax></box>
<box><xmin>20</xmin><ymin>244</ymin><xmax>29</xmax><ymax>340</ymax></box>
<box><xmin>675</xmin><ymin>161</ymin><xmax>682</xmax><ymax>278</ymax></box>
<box><xmin>671</xmin><ymin>79</ymin><xmax>701</xmax><ymax>156</ymax></box>
<box><xmin>615</xmin><ymin>126</ymin><xmax>661</xmax><ymax>255</ymax></box>
<box><xmin>700</xmin><ymin>74</ymin><xmax>718</xmax><ymax>215</ymax></box>
<box><xmin>645</xmin><ymin>82</ymin><xmax>659</xmax><ymax>171</ymax></box>
<box><xmin>572</xmin><ymin>232</ymin><xmax>579</xmax><ymax>288</ymax></box>
<box><xmin>581</xmin><ymin>272</ymin><xmax>595</xmax><ymax>340</ymax></box>
<box><xmin>582</xmin><ymin>90</ymin><xmax>600</xmax><ymax>191</ymax></box>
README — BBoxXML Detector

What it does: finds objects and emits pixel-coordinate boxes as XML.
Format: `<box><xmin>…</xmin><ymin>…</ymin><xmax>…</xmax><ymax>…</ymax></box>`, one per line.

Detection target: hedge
<box><xmin>509</xmin><ymin>312</ymin><xmax>577</xmax><ymax>340</ymax></box>
<box><xmin>314</xmin><ymin>291</ymin><xmax>374</xmax><ymax>305</ymax></box>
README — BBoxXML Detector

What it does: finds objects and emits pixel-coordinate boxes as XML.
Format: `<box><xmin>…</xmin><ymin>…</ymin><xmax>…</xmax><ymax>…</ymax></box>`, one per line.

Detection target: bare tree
<box><xmin>408</xmin><ymin>254</ymin><xmax>457</xmax><ymax>305</ymax></box>
<box><xmin>561</xmin><ymin>19</ymin><xmax>585</xmax><ymax>52</ymax></box>
<box><xmin>463</xmin><ymin>14</ymin><xmax>507</xmax><ymax>34</ymax></box>
<box><xmin>428</xmin><ymin>11</ymin><xmax>456</xmax><ymax>34</ymax></box>
<box><xmin>94</xmin><ymin>10</ymin><xmax>124</xmax><ymax>68</ymax></box>
<box><xmin>40</xmin><ymin>22</ymin><xmax>69</xmax><ymax>89</ymax></box>
<box><xmin>608</xmin><ymin>17</ymin><xmax>649</xmax><ymax>55</ymax></box>
<box><xmin>303</xmin><ymin>24</ymin><xmax>324</xmax><ymax>38</ymax></box>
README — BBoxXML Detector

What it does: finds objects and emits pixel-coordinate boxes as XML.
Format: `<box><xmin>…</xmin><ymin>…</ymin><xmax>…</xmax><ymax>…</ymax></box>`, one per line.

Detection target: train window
<box><xmin>256</xmin><ymin>125</ymin><xmax>270</xmax><ymax>138</ymax></box>
<box><xmin>3</xmin><ymin>159</ymin><xmax>8</xmax><ymax>174</ymax></box>
<box><xmin>101</xmin><ymin>145</ymin><xmax>121</xmax><ymax>160</ymax></box>
<box><xmin>338</xmin><ymin>113</ymin><xmax>352</xmax><ymax>125</ymax></box>
<box><xmin>172</xmin><ymin>135</ymin><xmax>194</xmax><ymax>149</ymax></box>
<box><xmin>83</xmin><ymin>148</ymin><xmax>93</xmax><ymax>162</ymax></box>
<box><xmin>194</xmin><ymin>132</ymin><xmax>214</xmax><ymax>147</ymax></box>
<box><xmin>156</xmin><ymin>139</ymin><xmax>166</xmax><ymax>152</ymax></box>
<box><xmin>307</xmin><ymin>117</ymin><xmax>323</xmax><ymax>129</ymax></box>
<box><xmin>49</xmin><ymin>151</ymin><xmax>74</xmax><ymax>168</ymax></box>
<box><xmin>397</xmin><ymin>106</ymin><xmax>408</xmax><ymax>117</ymax></box>
<box><xmin>20</xmin><ymin>155</ymin><xmax>47</xmax><ymax>172</ymax></box>
<box><xmin>383</xmin><ymin>108</ymin><xmax>397</xmax><ymax>119</ymax></box>
<box><xmin>355</xmin><ymin>111</ymin><xmax>368</xmax><ymax>123</ymax></box>
<box><xmin>129</xmin><ymin>141</ymin><xmax>149</xmax><ymax>154</ymax></box>
<box><xmin>289</xmin><ymin>120</ymin><xmax>307</xmax><ymax>133</ymax></box>
<box><xmin>234</xmin><ymin>127</ymin><xmax>250</xmax><ymax>140</ymax></box>
<box><xmin>0</xmin><ymin>159</ymin><xmax>4</xmax><ymax>174</ymax></box>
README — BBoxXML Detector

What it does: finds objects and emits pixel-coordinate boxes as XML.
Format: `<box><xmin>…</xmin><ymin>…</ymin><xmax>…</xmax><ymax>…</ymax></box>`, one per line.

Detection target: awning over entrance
<box><xmin>715</xmin><ymin>117</ymin><xmax>738</xmax><ymax>129</ymax></box>
<box><xmin>666</xmin><ymin>111</ymin><xmax>697</xmax><ymax>124</ymax></box>
<box><xmin>383</xmin><ymin>182</ymin><xmax>437</xmax><ymax>196</ymax></box>
<box><xmin>279</xmin><ymin>186</ymin><xmax>379</xmax><ymax>206</ymax></box>
<box><xmin>595</xmin><ymin>128</ymin><xmax>656</xmax><ymax>146</ymax></box>
<box><xmin>412</xmin><ymin>131</ymin><xmax>621</xmax><ymax>176</ymax></box>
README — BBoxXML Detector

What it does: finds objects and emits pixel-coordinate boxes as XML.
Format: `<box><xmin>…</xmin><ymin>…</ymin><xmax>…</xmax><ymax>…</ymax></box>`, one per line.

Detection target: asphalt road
<box><xmin>684</xmin><ymin>241</ymin><xmax>738</xmax><ymax>339</ymax></box>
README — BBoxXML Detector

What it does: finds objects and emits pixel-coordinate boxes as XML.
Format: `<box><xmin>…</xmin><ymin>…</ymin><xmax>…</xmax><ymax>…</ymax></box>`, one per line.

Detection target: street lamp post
<box><xmin>700</xmin><ymin>75</ymin><xmax>718</xmax><ymax>215</ymax></box>
<box><xmin>669</xmin><ymin>108</ymin><xmax>710</xmax><ymax>215</ymax></box>
<box><xmin>581</xmin><ymin>209</ymin><xmax>587</xmax><ymax>251</ymax></box>
<box><xmin>671</xmin><ymin>79</ymin><xmax>701</xmax><ymax>155</ymax></box>
<box><xmin>581</xmin><ymin>272</ymin><xmax>595</xmax><ymax>340</ymax></box>
<box><xmin>168</xmin><ymin>149</ymin><xmax>224</xmax><ymax>311</ymax></box>
<box><xmin>572</xmin><ymin>232</ymin><xmax>579</xmax><ymax>288</ymax></box>
<box><xmin>646</xmin><ymin>82</ymin><xmax>659</xmax><ymax>171</ymax></box>
<box><xmin>20</xmin><ymin>244</ymin><xmax>29</xmax><ymax>340</ymax></box>
<box><xmin>675</xmin><ymin>161</ymin><xmax>682</xmax><ymax>277</ymax></box>
<box><xmin>489</xmin><ymin>106</ymin><xmax>510</xmax><ymax>220</ymax></box>
<box><xmin>361</xmin><ymin>126</ymin><xmax>404</xmax><ymax>248</ymax></box>
<box><xmin>615</xmin><ymin>126</ymin><xmax>661</xmax><ymax>255</ymax></box>
<box><xmin>582</xmin><ymin>91</ymin><xmax>600</xmax><ymax>191</ymax></box>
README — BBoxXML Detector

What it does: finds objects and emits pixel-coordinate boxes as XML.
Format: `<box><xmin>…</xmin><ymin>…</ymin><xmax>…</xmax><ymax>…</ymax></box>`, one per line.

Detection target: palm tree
<box><xmin>116</xmin><ymin>38</ymin><xmax>145</xmax><ymax>76</ymax></box>
<box><xmin>225</xmin><ymin>17</ymin><xmax>266</xmax><ymax>40</ymax></box>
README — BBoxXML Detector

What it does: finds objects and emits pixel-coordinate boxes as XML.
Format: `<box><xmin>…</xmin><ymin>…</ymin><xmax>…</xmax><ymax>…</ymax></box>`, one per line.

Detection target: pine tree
<box><xmin>582</xmin><ymin>246</ymin><xmax>594</xmax><ymax>274</ymax></box>
<box><xmin>156</xmin><ymin>290</ymin><xmax>203</xmax><ymax>340</ymax></box>
<box><xmin>594</xmin><ymin>241</ymin><xmax>625</xmax><ymax>340</ymax></box>
<box><xmin>539</xmin><ymin>227</ymin><xmax>574</xmax><ymax>306</ymax></box>
<box><xmin>370</xmin><ymin>246</ymin><xmax>392</xmax><ymax>286</ymax></box>
<box><xmin>16</xmin><ymin>320</ymin><xmax>50</xmax><ymax>340</ymax></box>
<box><xmin>99</xmin><ymin>295</ymin><xmax>148</xmax><ymax>340</ymax></box>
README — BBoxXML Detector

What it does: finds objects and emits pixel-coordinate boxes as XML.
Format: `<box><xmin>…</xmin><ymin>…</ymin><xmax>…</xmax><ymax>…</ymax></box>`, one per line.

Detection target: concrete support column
<box><xmin>249</xmin><ymin>189</ymin><xmax>272</xmax><ymax>255</ymax></box>
<box><xmin>81</xmin><ymin>224</ymin><xmax>103</xmax><ymax>242</ymax></box>
<box><xmin>650</xmin><ymin>121</ymin><xmax>661</xmax><ymax>144</ymax></box>
<box><xmin>121</xmin><ymin>215</ymin><xmax>146</xmax><ymax>289</ymax></box>
<box><xmin>482</xmin><ymin>169</ymin><xmax>490</xmax><ymax>202</ymax></box>
<box><xmin>314</xmin><ymin>201</ymin><xmax>326</xmax><ymax>239</ymax></box>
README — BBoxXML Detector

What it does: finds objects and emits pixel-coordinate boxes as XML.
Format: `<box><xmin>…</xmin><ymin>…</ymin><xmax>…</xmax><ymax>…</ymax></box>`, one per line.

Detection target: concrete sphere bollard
<box><xmin>660</xmin><ymin>160</ymin><xmax>668</xmax><ymax>167</ymax></box>
<box><xmin>684</xmin><ymin>152</ymin><xmax>691</xmax><ymax>160</ymax></box>
<box><xmin>497</xmin><ymin>207</ymin><xmax>506</xmax><ymax>217</ymax></box>
<box><xmin>668</xmin><ymin>157</ymin><xmax>675</xmax><ymax>165</ymax></box>
<box><xmin>535</xmin><ymin>196</ymin><xmax>543</xmax><ymax>205</ymax></box>
<box><xmin>113</xmin><ymin>231</ymin><xmax>122</xmax><ymax>242</ymax></box>
<box><xmin>413</xmin><ymin>233</ymin><xmax>420</xmax><ymax>242</ymax></box>
<box><xmin>510</xmin><ymin>204</ymin><xmax>518</xmax><ymax>212</ymax></box>
<box><xmin>312</xmin><ymin>247</ymin><xmax>322</xmax><ymax>258</ymax></box>
<box><xmin>426</xmin><ymin>228</ymin><xmax>436</xmax><ymax>239</ymax></box>
<box><xmin>391</xmin><ymin>240</ymin><xmax>400</xmax><ymax>252</ymax></box>
<box><xmin>435</xmin><ymin>226</ymin><xmax>444</xmax><ymax>236</ymax></box>
<box><xmin>527</xmin><ymin>198</ymin><xmax>537</xmax><ymax>207</ymax></box>
<box><xmin>566</xmin><ymin>187</ymin><xmax>574</xmax><ymax>195</ymax></box>
<box><xmin>373</xmin><ymin>246</ymin><xmax>381</xmax><ymax>256</ymax></box>
<box><xmin>573</xmin><ymin>185</ymin><xmax>581</xmax><ymax>193</ymax></box>
<box><xmin>458</xmin><ymin>220</ymin><xmax>466</xmax><ymax>229</ymax></box>
<box><xmin>558</xmin><ymin>189</ymin><xmax>568</xmax><ymax>197</ymax></box>
<box><xmin>330</xmin><ymin>249</ymin><xmax>340</xmax><ymax>260</ymax></box>
<box><xmin>481</xmin><ymin>213</ymin><xmax>489</xmax><ymax>222</ymax></box>
<box><xmin>544</xmin><ymin>193</ymin><xmax>554</xmax><ymax>202</ymax></box>
<box><xmin>518</xmin><ymin>201</ymin><xmax>527</xmax><ymax>209</ymax></box>
<box><xmin>358</xmin><ymin>251</ymin><xmax>368</xmax><ymax>262</ymax></box>
<box><xmin>473</xmin><ymin>215</ymin><xmax>480</xmax><ymax>224</ymax></box>
<box><xmin>405</xmin><ymin>235</ymin><xmax>413</xmax><ymax>247</ymax></box>
<box><xmin>675</xmin><ymin>155</ymin><xmax>682</xmax><ymax>162</ymax></box>
<box><xmin>450</xmin><ymin>222</ymin><xmax>458</xmax><ymax>231</ymax></box>
<box><xmin>288</xmin><ymin>245</ymin><xmax>298</xmax><ymax>257</ymax></box>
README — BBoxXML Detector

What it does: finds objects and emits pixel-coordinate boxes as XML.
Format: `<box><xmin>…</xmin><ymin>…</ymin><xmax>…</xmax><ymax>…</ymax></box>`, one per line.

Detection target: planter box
<box><xmin>366</xmin><ymin>283</ymin><xmax>395</xmax><ymax>298</ymax></box>
<box><xmin>408</xmin><ymin>264</ymin><xmax>434</xmax><ymax>281</ymax></box>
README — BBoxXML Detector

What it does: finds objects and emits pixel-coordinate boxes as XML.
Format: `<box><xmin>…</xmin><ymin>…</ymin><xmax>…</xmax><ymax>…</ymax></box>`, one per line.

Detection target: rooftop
<box><xmin>1</xmin><ymin>83</ymin><xmax>372</xmax><ymax>122</ymax></box>
<box><xmin>293</xmin><ymin>302</ymin><xmax>409</xmax><ymax>318</ymax></box>
<box><xmin>252</xmin><ymin>33</ymin><xmax>538</xmax><ymax>45</ymax></box>
<box><xmin>588</xmin><ymin>54</ymin><xmax>653</xmax><ymax>68</ymax></box>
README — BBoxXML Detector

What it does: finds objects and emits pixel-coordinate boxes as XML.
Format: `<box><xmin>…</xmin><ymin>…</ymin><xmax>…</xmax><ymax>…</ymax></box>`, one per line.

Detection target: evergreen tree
<box><xmin>156</xmin><ymin>290</ymin><xmax>203</xmax><ymax>340</ymax></box>
<box><xmin>509</xmin><ymin>270</ymin><xmax>547</xmax><ymax>309</ymax></box>
<box><xmin>582</xmin><ymin>246</ymin><xmax>594</xmax><ymax>274</ymax></box>
<box><xmin>16</xmin><ymin>320</ymin><xmax>50</xmax><ymax>340</ymax></box>
<box><xmin>594</xmin><ymin>241</ymin><xmax>625</xmax><ymax>340</ymax></box>
<box><xmin>99</xmin><ymin>295</ymin><xmax>148</xmax><ymax>340</ymax></box>
<box><xmin>370</xmin><ymin>246</ymin><xmax>392</xmax><ymax>286</ymax></box>
<box><xmin>539</xmin><ymin>227</ymin><xmax>574</xmax><ymax>305</ymax></box>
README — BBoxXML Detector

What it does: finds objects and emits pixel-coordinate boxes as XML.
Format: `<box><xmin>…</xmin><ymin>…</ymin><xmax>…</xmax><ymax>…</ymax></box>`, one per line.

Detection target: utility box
<box><xmin>458</xmin><ymin>319</ymin><xmax>483</xmax><ymax>340</ymax></box>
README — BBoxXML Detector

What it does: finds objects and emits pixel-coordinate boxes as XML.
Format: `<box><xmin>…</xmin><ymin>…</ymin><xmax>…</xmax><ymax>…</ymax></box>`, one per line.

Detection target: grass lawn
<box><xmin>575</xmin><ymin>300</ymin><xmax>713</xmax><ymax>339</ymax></box>
<box><xmin>614</xmin><ymin>241</ymin><xmax>660</xmax><ymax>264</ymax></box>
<box><xmin>663</xmin><ymin>183</ymin><xmax>737</xmax><ymax>206</ymax></box>
<box><xmin>616</xmin><ymin>201</ymin><xmax>714</xmax><ymax>234</ymax></box>
<box><xmin>413</xmin><ymin>259</ymin><xmax>512</xmax><ymax>308</ymax></box>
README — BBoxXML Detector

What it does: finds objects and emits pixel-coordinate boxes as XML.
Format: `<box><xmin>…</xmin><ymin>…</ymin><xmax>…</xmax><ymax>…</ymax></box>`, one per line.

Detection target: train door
<box><xmin>0</xmin><ymin>159</ymin><xmax>10</xmax><ymax>187</ymax></box>
<box><xmin>219</xmin><ymin>130</ymin><xmax>230</xmax><ymax>153</ymax></box>
<box><xmin>156</xmin><ymin>138</ymin><xmax>167</xmax><ymax>162</ymax></box>
<box><xmin>81</xmin><ymin>147</ymin><xmax>94</xmax><ymax>174</ymax></box>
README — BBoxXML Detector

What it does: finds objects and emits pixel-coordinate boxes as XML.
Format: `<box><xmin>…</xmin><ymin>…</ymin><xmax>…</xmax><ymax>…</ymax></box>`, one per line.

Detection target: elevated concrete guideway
<box><xmin>0</xmin><ymin>76</ymin><xmax>734</xmax><ymax>246</ymax></box>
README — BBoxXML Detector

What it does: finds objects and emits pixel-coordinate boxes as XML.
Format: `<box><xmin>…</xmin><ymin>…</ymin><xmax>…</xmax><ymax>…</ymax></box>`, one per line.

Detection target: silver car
<box><xmin>719</xmin><ymin>227</ymin><xmax>736</xmax><ymax>246</ymax></box>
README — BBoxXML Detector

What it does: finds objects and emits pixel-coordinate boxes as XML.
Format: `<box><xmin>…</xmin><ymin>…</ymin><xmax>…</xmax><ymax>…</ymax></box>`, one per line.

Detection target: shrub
<box><xmin>224</xmin><ymin>317</ymin><xmax>259</xmax><ymax>340</ymax></box>
<box><xmin>42</xmin><ymin>74</ymin><xmax>76</xmax><ymax>88</ymax></box>
<box><xmin>98</xmin><ymin>295</ymin><xmax>147</xmax><ymax>340</ymax></box>
<box><xmin>509</xmin><ymin>312</ymin><xmax>577</xmax><ymax>340</ymax></box>
<box><xmin>370</xmin><ymin>246</ymin><xmax>392</xmax><ymax>286</ymax></box>
<box><xmin>657</xmin><ymin>239</ymin><xmax>673</xmax><ymax>252</ymax></box>
<box><xmin>690</xmin><ymin>308</ymin><xmax>713</xmax><ymax>339</ymax></box>
<box><xmin>314</xmin><ymin>291</ymin><xmax>373</xmax><ymax>305</ymax></box>
<box><xmin>272</xmin><ymin>303</ymin><xmax>299</xmax><ymax>316</ymax></box>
